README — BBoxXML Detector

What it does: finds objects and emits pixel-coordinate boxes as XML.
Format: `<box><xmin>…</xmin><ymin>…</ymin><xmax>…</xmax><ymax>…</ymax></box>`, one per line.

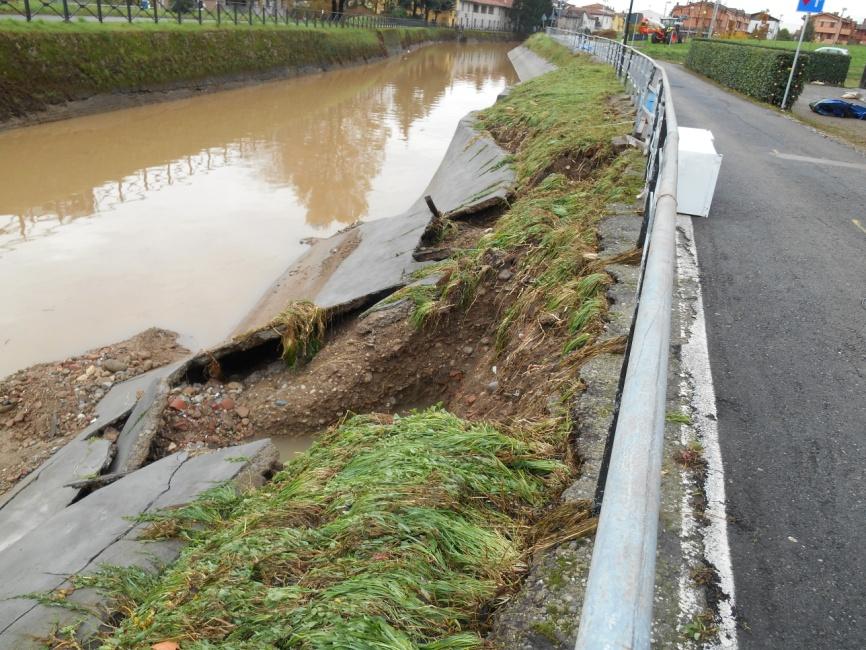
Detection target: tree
<box><xmin>777</xmin><ymin>27</ymin><xmax>792</xmax><ymax>41</ymax></box>
<box><xmin>512</xmin><ymin>0</ymin><xmax>551</xmax><ymax>33</ymax></box>
<box><xmin>422</xmin><ymin>0</ymin><xmax>454</xmax><ymax>22</ymax></box>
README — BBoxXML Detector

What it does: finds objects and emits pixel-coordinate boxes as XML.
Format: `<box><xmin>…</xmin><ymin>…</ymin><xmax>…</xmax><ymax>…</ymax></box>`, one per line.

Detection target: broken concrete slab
<box><xmin>77</xmin><ymin>359</ymin><xmax>187</xmax><ymax>441</ymax></box>
<box><xmin>0</xmin><ymin>437</ymin><xmax>113</xmax><ymax>554</ymax></box>
<box><xmin>232</xmin><ymin>114</ymin><xmax>513</xmax><ymax>336</ymax></box>
<box><xmin>0</xmin><ymin>439</ymin><xmax>278</xmax><ymax>649</ymax></box>
<box><xmin>0</xmin><ymin>362</ymin><xmax>187</xmax><ymax>560</ymax></box>
<box><xmin>109</xmin><ymin>375</ymin><xmax>170</xmax><ymax>474</ymax></box>
<box><xmin>507</xmin><ymin>45</ymin><xmax>556</xmax><ymax>83</ymax></box>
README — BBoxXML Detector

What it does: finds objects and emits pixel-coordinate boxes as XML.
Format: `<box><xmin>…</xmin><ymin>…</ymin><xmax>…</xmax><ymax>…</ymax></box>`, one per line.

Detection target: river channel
<box><xmin>0</xmin><ymin>42</ymin><xmax>517</xmax><ymax>378</ymax></box>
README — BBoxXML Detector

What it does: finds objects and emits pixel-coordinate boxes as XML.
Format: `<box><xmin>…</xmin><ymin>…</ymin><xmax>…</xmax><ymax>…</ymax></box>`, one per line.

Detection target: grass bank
<box><xmin>53</xmin><ymin>35</ymin><xmax>643</xmax><ymax>647</ymax></box>
<box><xmin>0</xmin><ymin>22</ymin><xmax>503</xmax><ymax>121</ymax></box>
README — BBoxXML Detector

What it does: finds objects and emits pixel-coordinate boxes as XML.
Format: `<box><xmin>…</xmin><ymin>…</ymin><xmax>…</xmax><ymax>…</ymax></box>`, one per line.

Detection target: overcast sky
<box><xmin>586</xmin><ymin>0</ymin><xmax>863</xmax><ymax>31</ymax></box>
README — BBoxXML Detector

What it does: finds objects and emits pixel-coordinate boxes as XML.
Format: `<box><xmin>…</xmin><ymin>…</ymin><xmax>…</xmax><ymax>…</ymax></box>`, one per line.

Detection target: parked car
<box><xmin>814</xmin><ymin>46</ymin><xmax>849</xmax><ymax>56</ymax></box>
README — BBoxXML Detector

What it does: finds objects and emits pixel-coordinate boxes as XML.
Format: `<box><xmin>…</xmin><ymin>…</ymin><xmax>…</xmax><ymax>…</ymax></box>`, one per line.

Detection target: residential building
<box><xmin>671</xmin><ymin>1</ymin><xmax>749</xmax><ymax>37</ymax></box>
<box><xmin>853</xmin><ymin>21</ymin><xmax>866</xmax><ymax>45</ymax></box>
<box><xmin>809</xmin><ymin>12</ymin><xmax>855</xmax><ymax>45</ymax></box>
<box><xmin>747</xmin><ymin>11</ymin><xmax>779</xmax><ymax>40</ymax></box>
<box><xmin>455</xmin><ymin>0</ymin><xmax>512</xmax><ymax>31</ymax></box>
<box><xmin>612</xmin><ymin>11</ymin><xmax>625</xmax><ymax>34</ymax></box>
<box><xmin>557</xmin><ymin>5</ymin><xmax>593</xmax><ymax>32</ymax></box>
<box><xmin>577</xmin><ymin>3</ymin><xmax>615</xmax><ymax>32</ymax></box>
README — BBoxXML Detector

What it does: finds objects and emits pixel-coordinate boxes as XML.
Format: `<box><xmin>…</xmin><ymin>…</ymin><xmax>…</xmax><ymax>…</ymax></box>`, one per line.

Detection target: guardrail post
<box><xmin>198</xmin><ymin>2</ymin><xmax>202</xmax><ymax>24</ymax></box>
<box><xmin>217</xmin><ymin>2</ymin><xmax>220</xmax><ymax>25</ymax></box>
<box><xmin>61</xmin><ymin>0</ymin><xmax>69</xmax><ymax>21</ymax></box>
<box><xmin>153</xmin><ymin>0</ymin><xmax>158</xmax><ymax>24</ymax></box>
<box><xmin>23</xmin><ymin>0</ymin><xmax>31</xmax><ymax>20</ymax></box>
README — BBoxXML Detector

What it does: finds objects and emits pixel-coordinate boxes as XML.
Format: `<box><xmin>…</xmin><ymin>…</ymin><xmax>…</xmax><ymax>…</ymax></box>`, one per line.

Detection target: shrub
<box><xmin>685</xmin><ymin>39</ymin><xmax>809</xmax><ymax>108</ymax></box>
<box><xmin>806</xmin><ymin>51</ymin><xmax>851</xmax><ymax>85</ymax></box>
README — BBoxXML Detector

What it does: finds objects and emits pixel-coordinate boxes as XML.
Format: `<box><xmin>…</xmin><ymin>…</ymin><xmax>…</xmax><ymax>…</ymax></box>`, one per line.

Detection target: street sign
<box><xmin>796</xmin><ymin>0</ymin><xmax>825</xmax><ymax>13</ymax></box>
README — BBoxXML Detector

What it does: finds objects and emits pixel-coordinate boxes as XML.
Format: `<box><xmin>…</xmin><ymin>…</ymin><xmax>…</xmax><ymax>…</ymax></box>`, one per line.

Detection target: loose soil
<box><xmin>0</xmin><ymin>328</ymin><xmax>187</xmax><ymax>496</ymax></box>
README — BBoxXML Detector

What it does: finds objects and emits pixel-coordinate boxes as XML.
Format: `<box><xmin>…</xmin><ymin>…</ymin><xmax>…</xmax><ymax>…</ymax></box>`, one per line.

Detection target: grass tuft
<box><xmin>268</xmin><ymin>300</ymin><xmax>326</xmax><ymax>366</ymax></box>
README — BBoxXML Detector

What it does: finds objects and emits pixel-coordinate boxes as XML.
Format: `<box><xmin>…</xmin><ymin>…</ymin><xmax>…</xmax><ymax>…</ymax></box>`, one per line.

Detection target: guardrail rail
<box><xmin>546</xmin><ymin>27</ymin><xmax>679</xmax><ymax>650</ymax></box>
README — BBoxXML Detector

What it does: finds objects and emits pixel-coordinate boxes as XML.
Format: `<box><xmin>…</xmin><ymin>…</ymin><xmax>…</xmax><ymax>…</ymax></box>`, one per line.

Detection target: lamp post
<box><xmin>618</xmin><ymin>0</ymin><xmax>635</xmax><ymax>76</ymax></box>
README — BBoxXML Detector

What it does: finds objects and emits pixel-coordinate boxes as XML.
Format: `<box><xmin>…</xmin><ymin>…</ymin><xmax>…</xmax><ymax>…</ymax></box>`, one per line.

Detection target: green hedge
<box><xmin>0</xmin><ymin>26</ymin><xmax>484</xmax><ymax>121</ymax></box>
<box><xmin>685</xmin><ymin>39</ymin><xmax>809</xmax><ymax>108</ymax></box>
<box><xmin>807</xmin><ymin>51</ymin><xmax>851</xmax><ymax>85</ymax></box>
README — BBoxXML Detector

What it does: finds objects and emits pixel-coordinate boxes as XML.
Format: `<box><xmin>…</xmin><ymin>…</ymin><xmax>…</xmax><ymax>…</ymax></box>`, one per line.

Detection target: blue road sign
<box><xmin>796</xmin><ymin>0</ymin><xmax>825</xmax><ymax>13</ymax></box>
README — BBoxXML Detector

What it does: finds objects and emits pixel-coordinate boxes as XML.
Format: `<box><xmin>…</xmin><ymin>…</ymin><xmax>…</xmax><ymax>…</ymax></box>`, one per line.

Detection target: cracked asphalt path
<box><xmin>662</xmin><ymin>63</ymin><xmax>866</xmax><ymax>648</ymax></box>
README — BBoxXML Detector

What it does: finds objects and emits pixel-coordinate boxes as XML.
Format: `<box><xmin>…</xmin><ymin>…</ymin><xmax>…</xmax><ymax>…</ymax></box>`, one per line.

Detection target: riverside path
<box><xmin>662</xmin><ymin>63</ymin><xmax>866</xmax><ymax>648</ymax></box>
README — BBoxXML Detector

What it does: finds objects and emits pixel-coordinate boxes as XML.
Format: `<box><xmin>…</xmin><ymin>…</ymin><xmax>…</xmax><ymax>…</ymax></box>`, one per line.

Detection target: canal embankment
<box><xmin>0</xmin><ymin>35</ymin><xmax>649</xmax><ymax>648</ymax></box>
<box><xmin>0</xmin><ymin>22</ymin><xmax>509</xmax><ymax>127</ymax></box>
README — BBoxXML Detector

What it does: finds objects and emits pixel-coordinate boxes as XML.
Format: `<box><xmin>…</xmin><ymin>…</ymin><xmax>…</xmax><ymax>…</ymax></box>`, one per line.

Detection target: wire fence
<box><xmin>546</xmin><ymin>27</ymin><xmax>680</xmax><ymax>650</ymax></box>
<box><xmin>0</xmin><ymin>0</ymin><xmax>516</xmax><ymax>32</ymax></box>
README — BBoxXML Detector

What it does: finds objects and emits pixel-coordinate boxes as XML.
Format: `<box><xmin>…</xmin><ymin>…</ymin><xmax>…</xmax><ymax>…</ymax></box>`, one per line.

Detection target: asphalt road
<box><xmin>663</xmin><ymin>64</ymin><xmax>866</xmax><ymax>648</ymax></box>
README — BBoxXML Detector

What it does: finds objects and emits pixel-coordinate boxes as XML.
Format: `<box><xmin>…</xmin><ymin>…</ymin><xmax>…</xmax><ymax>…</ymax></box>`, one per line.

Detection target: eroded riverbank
<box><xmin>0</xmin><ymin>36</ymin><xmax>652</xmax><ymax>648</ymax></box>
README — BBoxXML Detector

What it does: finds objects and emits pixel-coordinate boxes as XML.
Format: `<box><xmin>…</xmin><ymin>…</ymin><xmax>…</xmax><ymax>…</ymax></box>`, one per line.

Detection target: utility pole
<box><xmin>707</xmin><ymin>0</ymin><xmax>721</xmax><ymax>37</ymax></box>
<box><xmin>618</xmin><ymin>0</ymin><xmax>635</xmax><ymax>76</ymax></box>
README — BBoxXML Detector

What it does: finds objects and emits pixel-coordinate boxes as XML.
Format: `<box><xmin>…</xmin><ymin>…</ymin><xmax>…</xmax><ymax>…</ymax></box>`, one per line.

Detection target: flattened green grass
<box><xmin>82</xmin><ymin>410</ymin><xmax>570</xmax><ymax>648</ymax></box>
<box><xmin>409</xmin><ymin>34</ymin><xmax>644</xmax><ymax>359</ymax></box>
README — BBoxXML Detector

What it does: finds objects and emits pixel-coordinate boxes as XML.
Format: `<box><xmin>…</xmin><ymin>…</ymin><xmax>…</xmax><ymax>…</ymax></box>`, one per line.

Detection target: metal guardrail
<box><xmin>546</xmin><ymin>27</ymin><xmax>679</xmax><ymax>649</ymax></box>
<box><xmin>0</xmin><ymin>0</ymin><xmax>515</xmax><ymax>32</ymax></box>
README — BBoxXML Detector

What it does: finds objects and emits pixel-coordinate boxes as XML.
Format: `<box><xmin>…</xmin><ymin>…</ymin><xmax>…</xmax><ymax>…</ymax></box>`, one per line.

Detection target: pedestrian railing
<box><xmin>0</xmin><ymin>0</ymin><xmax>515</xmax><ymax>32</ymax></box>
<box><xmin>546</xmin><ymin>26</ymin><xmax>679</xmax><ymax>649</ymax></box>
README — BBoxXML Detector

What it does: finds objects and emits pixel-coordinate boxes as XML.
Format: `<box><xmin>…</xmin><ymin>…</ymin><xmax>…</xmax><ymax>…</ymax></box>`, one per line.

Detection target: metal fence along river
<box><xmin>546</xmin><ymin>27</ymin><xmax>680</xmax><ymax>650</ymax></box>
<box><xmin>0</xmin><ymin>0</ymin><xmax>515</xmax><ymax>32</ymax></box>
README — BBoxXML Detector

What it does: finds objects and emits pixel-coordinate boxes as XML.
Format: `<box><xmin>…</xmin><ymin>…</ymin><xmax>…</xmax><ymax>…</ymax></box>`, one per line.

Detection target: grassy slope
<box><xmin>631</xmin><ymin>39</ymin><xmax>866</xmax><ymax>87</ymax></box>
<box><xmin>0</xmin><ymin>23</ymin><xmax>505</xmax><ymax>120</ymax></box>
<box><xmin>61</xmin><ymin>35</ymin><xmax>642</xmax><ymax>648</ymax></box>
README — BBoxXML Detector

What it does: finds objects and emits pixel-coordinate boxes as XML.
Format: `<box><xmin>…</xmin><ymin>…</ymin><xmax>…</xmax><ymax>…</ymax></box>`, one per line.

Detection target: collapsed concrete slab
<box><xmin>0</xmin><ymin>437</ymin><xmax>113</xmax><ymax>554</ymax></box>
<box><xmin>77</xmin><ymin>359</ymin><xmax>187</xmax><ymax>441</ymax></box>
<box><xmin>109</xmin><ymin>375</ymin><xmax>170</xmax><ymax>474</ymax></box>
<box><xmin>0</xmin><ymin>439</ymin><xmax>279</xmax><ymax>649</ymax></box>
<box><xmin>508</xmin><ymin>45</ymin><xmax>556</xmax><ymax>83</ymax></box>
<box><xmin>232</xmin><ymin>113</ymin><xmax>514</xmax><ymax>336</ymax></box>
<box><xmin>0</xmin><ymin>361</ymin><xmax>187</xmax><ymax>555</ymax></box>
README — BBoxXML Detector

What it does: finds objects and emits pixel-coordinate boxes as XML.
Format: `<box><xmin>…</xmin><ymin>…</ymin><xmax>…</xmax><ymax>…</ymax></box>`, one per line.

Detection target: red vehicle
<box><xmin>638</xmin><ymin>17</ymin><xmax>682</xmax><ymax>44</ymax></box>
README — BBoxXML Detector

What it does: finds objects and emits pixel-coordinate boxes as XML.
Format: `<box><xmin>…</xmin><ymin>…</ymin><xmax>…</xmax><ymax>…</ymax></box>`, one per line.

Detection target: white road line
<box><xmin>676</xmin><ymin>214</ymin><xmax>739</xmax><ymax>649</ymax></box>
<box><xmin>770</xmin><ymin>149</ymin><xmax>866</xmax><ymax>171</ymax></box>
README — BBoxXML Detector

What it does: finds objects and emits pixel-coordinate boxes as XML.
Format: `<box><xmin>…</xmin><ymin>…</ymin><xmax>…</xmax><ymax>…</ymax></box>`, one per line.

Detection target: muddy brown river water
<box><xmin>0</xmin><ymin>42</ymin><xmax>517</xmax><ymax>379</ymax></box>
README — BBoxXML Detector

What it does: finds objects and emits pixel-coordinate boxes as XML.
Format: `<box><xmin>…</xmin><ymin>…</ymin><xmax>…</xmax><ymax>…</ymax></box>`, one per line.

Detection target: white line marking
<box><xmin>770</xmin><ymin>149</ymin><xmax>866</xmax><ymax>171</ymax></box>
<box><xmin>676</xmin><ymin>215</ymin><xmax>738</xmax><ymax>649</ymax></box>
<box><xmin>853</xmin><ymin>219</ymin><xmax>866</xmax><ymax>235</ymax></box>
